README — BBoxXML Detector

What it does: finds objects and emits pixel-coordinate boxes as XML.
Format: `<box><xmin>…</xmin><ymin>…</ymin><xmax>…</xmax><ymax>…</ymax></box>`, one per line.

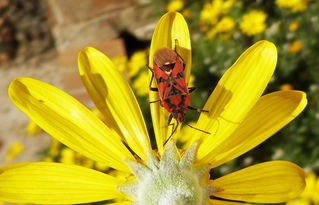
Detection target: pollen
<box><xmin>118</xmin><ymin>141</ymin><xmax>217</xmax><ymax>205</ymax></box>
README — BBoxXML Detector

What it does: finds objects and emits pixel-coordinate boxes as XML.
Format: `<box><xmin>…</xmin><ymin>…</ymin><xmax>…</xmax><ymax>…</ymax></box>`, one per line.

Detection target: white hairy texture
<box><xmin>118</xmin><ymin>141</ymin><xmax>217</xmax><ymax>205</ymax></box>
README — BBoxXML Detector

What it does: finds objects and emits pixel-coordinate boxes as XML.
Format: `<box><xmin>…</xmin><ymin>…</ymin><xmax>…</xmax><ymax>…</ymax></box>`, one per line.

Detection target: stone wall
<box><xmin>45</xmin><ymin>0</ymin><xmax>154</xmax><ymax>106</ymax></box>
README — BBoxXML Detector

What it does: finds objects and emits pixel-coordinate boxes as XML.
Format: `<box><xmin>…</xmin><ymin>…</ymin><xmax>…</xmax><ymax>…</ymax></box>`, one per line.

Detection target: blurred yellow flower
<box><xmin>128</xmin><ymin>50</ymin><xmax>147</xmax><ymax>77</ymax></box>
<box><xmin>289</xmin><ymin>21</ymin><xmax>300</xmax><ymax>31</ymax></box>
<box><xmin>95</xmin><ymin>161</ymin><xmax>109</xmax><ymax>171</ymax></box>
<box><xmin>286</xmin><ymin>172</ymin><xmax>319</xmax><ymax>205</ymax></box>
<box><xmin>132</xmin><ymin>71</ymin><xmax>149</xmax><ymax>96</ymax></box>
<box><xmin>188</xmin><ymin>74</ymin><xmax>195</xmax><ymax>88</ymax></box>
<box><xmin>200</xmin><ymin>2</ymin><xmax>218</xmax><ymax>25</ymax></box>
<box><xmin>240</xmin><ymin>10</ymin><xmax>267</xmax><ymax>36</ymax></box>
<box><xmin>60</xmin><ymin>147</ymin><xmax>98</xmax><ymax>169</ymax></box>
<box><xmin>25</xmin><ymin>119</ymin><xmax>42</xmax><ymax>136</ymax></box>
<box><xmin>166</xmin><ymin>0</ymin><xmax>184</xmax><ymax>11</ymax></box>
<box><xmin>281</xmin><ymin>83</ymin><xmax>294</xmax><ymax>91</ymax></box>
<box><xmin>291</xmin><ymin>0</ymin><xmax>309</xmax><ymax>12</ymax></box>
<box><xmin>276</xmin><ymin>0</ymin><xmax>309</xmax><ymax>12</ymax></box>
<box><xmin>206</xmin><ymin>16</ymin><xmax>235</xmax><ymax>38</ymax></box>
<box><xmin>48</xmin><ymin>138</ymin><xmax>60</xmax><ymax>157</ymax></box>
<box><xmin>112</xmin><ymin>55</ymin><xmax>127</xmax><ymax>73</ymax></box>
<box><xmin>182</xmin><ymin>9</ymin><xmax>192</xmax><ymax>18</ymax></box>
<box><xmin>60</xmin><ymin>148</ymin><xmax>76</xmax><ymax>164</ymax></box>
<box><xmin>288</xmin><ymin>40</ymin><xmax>303</xmax><ymax>53</ymax></box>
<box><xmin>276</xmin><ymin>0</ymin><xmax>300</xmax><ymax>8</ymax></box>
<box><xmin>78</xmin><ymin>155</ymin><xmax>95</xmax><ymax>168</ymax></box>
<box><xmin>200</xmin><ymin>0</ymin><xmax>235</xmax><ymax>25</ymax></box>
<box><xmin>5</xmin><ymin>141</ymin><xmax>24</xmax><ymax>162</ymax></box>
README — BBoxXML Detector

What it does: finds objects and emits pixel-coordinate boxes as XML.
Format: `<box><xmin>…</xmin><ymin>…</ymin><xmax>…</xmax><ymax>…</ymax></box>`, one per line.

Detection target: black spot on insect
<box><xmin>168</xmin><ymin>86</ymin><xmax>182</xmax><ymax>97</ymax></box>
<box><xmin>176</xmin><ymin>72</ymin><xmax>184</xmax><ymax>79</ymax></box>
<box><xmin>156</xmin><ymin>77</ymin><xmax>166</xmax><ymax>84</ymax></box>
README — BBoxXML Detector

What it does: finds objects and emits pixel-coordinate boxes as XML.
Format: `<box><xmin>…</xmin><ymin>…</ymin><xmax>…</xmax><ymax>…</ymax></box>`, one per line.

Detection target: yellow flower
<box><xmin>291</xmin><ymin>0</ymin><xmax>309</xmax><ymax>12</ymax></box>
<box><xmin>127</xmin><ymin>50</ymin><xmax>147</xmax><ymax>77</ymax></box>
<box><xmin>301</xmin><ymin>172</ymin><xmax>319</xmax><ymax>203</ymax></box>
<box><xmin>60</xmin><ymin>148</ymin><xmax>76</xmax><ymax>165</ymax></box>
<box><xmin>166</xmin><ymin>0</ymin><xmax>184</xmax><ymax>11</ymax></box>
<box><xmin>188</xmin><ymin>74</ymin><xmax>195</xmax><ymax>88</ymax></box>
<box><xmin>25</xmin><ymin>119</ymin><xmax>42</xmax><ymax>136</ymax></box>
<box><xmin>276</xmin><ymin>0</ymin><xmax>309</xmax><ymax>12</ymax></box>
<box><xmin>112</xmin><ymin>55</ymin><xmax>127</xmax><ymax>73</ymax></box>
<box><xmin>206</xmin><ymin>16</ymin><xmax>235</xmax><ymax>38</ymax></box>
<box><xmin>240</xmin><ymin>10</ymin><xmax>267</xmax><ymax>36</ymax></box>
<box><xmin>182</xmin><ymin>9</ymin><xmax>192</xmax><ymax>18</ymax></box>
<box><xmin>287</xmin><ymin>172</ymin><xmax>319</xmax><ymax>205</ymax></box>
<box><xmin>5</xmin><ymin>141</ymin><xmax>24</xmax><ymax>162</ymax></box>
<box><xmin>95</xmin><ymin>161</ymin><xmax>109</xmax><ymax>171</ymax></box>
<box><xmin>288</xmin><ymin>40</ymin><xmax>303</xmax><ymax>53</ymax></box>
<box><xmin>132</xmin><ymin>71</ymin><xmax>149</xmax><ymax>96</ymax></box>
<box><xmin>281</xmin><ymin>83</ymin><xmax>294</xmax><ymax>91</ymax></box>
<box><xmin>200</xmin><ymin>2</ymin><xmax>217</xmax><ymax>25</ymax></box>
<box><xmin>200</xmin><ymin>0</ymin><xmax>235</xmax><ymax>25</ymax></box>
<box><xmin>48</xmin><ymin>138</ymin><xmax>60</xmax><ymax>157</ymax></box>
<box><xmin>0</xmin><ymin>12</ymin><xmax>307</xmax><ymax>205</ymax></box>
<box><xmin>276</xmin><ymin>0</ymin><xmax>300</xmax><ymax>8</ymax></box>
<box><xmin>289</xmin><ymin>21</ymin><xmax>300</xmax><ymax>31</ymax></box>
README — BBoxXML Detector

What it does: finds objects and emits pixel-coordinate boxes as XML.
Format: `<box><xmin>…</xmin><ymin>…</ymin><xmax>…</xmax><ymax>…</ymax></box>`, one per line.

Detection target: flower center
<box><xmin>118</xmin><ymin>141</ymin><xmax>216</xmax><ymax>205</ymax></box>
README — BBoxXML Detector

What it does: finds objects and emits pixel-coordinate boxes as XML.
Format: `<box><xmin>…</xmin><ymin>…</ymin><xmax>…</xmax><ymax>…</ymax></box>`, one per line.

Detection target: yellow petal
<box><xmin>0</xmin><ymin>162</ymin><xmax>122</xmax><ymax>204</ymax></box>
<box><xmin>105</xmin><ymin>201</ymin><xmax>132</xmax><ymax>205</ymax></box>
<box><xmin>8</xmin><ymin>77</ymin><xmax>134</xmax><ymax>172</ymax></box>
<box><xmin>149</xmin><ymin>11</ymin><xmax>191</xmax><ymax>153</ymax></box>
<box><xmin>0</xmin><ymin>162</ymin><xmax>30</xmax><ymax>172</ymax></box>
<box><xmin>175</xmin><ymin>121</ymin><xmax>197</xmax><ymax>149</ymax></box>
<box><xmin>78</xmin><ymin>47</ymin><xmax>151</xmax><ymax>160</ymax></box>
<box><xmin>195</xmin><ymin>40</ymin><xmax>277</xmax><ymax>160</ymax></box>
<box><xmin>212</xmin><ymin>161</ymin><xmax>306</xmax><ymax>203</ymax></box>
<box><xmin>302</xmin><ymin>172</ymin><xmax>319</xmax><ymax>202</ymax></box>
<box><xmin>198</xmin><ymin>90</ymin><xmax>307</xmax><ymax>167</ymax></box>
<box><xmin>208</xmin><ymin>199</ymin><xmax>249</xmax><ymax>205</ymax></box>
<box><xmin>149</xmin><ymin>12</ymin><xmax>191</xmax><ymax>80</ymax></box>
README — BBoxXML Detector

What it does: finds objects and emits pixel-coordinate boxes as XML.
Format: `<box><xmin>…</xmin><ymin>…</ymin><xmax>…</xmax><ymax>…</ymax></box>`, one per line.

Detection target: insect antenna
<box><xmin>163</xmin><ymin>121</ymin><xmax>211</xmax><ymax>146</ymax></box>
<box><xmin>184</xmin><ymin>122</ymin><xmax>211</xmax><ymax>135</ymax></box>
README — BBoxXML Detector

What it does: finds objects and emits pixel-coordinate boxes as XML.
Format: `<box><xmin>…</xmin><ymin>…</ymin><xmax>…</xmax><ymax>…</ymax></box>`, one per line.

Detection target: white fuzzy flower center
<box><xmin>118</xmin><ymin>141</ymin><xmax>216</xmax><ymax>205</ymax></box>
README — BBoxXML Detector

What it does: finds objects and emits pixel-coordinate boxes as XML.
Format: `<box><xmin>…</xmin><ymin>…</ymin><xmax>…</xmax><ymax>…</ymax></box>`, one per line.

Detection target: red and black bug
<box><xmin>149</xmin><ymin>47</ymin><xmax>210</xmax><ymax>143</ymax></box>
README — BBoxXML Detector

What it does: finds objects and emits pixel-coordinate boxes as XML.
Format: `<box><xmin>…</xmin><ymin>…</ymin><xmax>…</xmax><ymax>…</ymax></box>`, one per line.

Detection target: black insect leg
<box><xmin>149</xmin><ymin>99</ymin><xmax>161</xmax><ymax>104</ymax></box>
<box><xmin>147</xmin><ymin>65</ymin><xmax>158</xmax><ymax>92</ymax></box>
<box><xmin>188</xmin><ymin>87</ymin><xmax>196</xmax><ymax>93</ymax></box>
<box><xmin>174</xmin><ymin>39</ymin><xmax>186</xmax><ymax>67</ymax></box>
<box><xmin>164</xmin><ymin>115</ymin><xmax>178</xmax><ymax>145</ymax></box>
<box><xmin>187</xmin><ymin>105</ymin><xmax>209</xmax><ymax>113</ymax></box>
<box><xmin>184</xmin><ymin>122</ymin><xmax>211</xmax><ymax>135</ymax></box>
<box><xmin>174</xmin><ymin>39</ymin><xmax>179</xmax><ymax>52</ymax></box>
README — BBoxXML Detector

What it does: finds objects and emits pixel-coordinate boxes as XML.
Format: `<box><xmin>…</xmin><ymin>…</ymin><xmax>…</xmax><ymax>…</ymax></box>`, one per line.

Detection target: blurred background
<box><xmin>0</xmin><ymin>0</ymin><xmax>318</xmax><ymax>204</ymax></box>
